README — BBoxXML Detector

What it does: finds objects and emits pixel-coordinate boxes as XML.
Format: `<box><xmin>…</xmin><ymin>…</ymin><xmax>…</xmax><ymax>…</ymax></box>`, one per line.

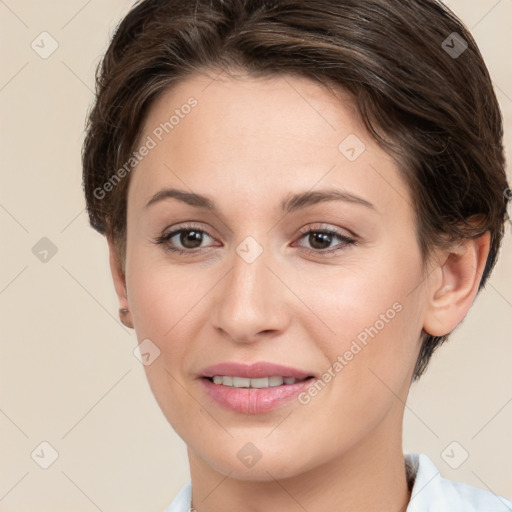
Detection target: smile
<box><xmin>208</xmin><ymin>376</ymin><xmax>309</xmax><ymax>388</ymax></box>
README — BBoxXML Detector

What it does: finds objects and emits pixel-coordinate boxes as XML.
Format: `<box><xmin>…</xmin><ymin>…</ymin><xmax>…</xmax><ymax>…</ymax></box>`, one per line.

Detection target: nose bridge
<box><xmin>212</xmin><ymin>238</ymin><xmax>286</xmax><ymax>341</ymax></box>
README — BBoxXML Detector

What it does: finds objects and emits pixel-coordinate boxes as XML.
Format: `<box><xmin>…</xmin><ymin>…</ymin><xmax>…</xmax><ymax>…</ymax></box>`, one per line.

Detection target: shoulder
<box><xmin>405</xmin><ymin>453</ymin><xmax>512</xmax><ymax>512</ymax></box>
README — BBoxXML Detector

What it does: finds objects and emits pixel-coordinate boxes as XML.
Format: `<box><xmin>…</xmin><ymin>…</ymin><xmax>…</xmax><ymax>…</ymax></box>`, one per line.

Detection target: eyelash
<box><xmin>152</xmin><ymin>222</ymin><xmax>357</xmax><ymax>257</ymax></box>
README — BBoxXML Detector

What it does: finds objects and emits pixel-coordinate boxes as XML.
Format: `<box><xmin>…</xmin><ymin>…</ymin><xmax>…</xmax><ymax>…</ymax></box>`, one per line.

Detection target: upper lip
<box><xmin>199</xmin><ymin>362</ymin><xmax>314</xmax><ymax>380</ymax></box>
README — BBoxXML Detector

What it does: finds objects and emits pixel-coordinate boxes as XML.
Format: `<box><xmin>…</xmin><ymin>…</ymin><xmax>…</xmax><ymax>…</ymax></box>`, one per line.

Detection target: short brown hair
<box><xmin>82</xmin><ymin>0</ymin><xmax>509</xmax><ymax>380</ymax></box>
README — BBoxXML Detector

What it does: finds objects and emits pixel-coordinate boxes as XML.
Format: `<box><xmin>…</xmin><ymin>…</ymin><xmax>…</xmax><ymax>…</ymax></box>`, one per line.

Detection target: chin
<box><xmin>192</xmin><ymin>436</ymin><xmax>325</xmax><ymax>482</ymax></box>
<box><xmin>210</xmin><ymin>454</ymin><xmax>308</xmax><ymax>482</ymax></box>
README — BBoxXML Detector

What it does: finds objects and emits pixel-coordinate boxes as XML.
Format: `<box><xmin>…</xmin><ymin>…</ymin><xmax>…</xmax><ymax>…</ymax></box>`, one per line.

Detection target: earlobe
<box><xmin>107</xmin><ymin>237</ymin><xmax>134</xmax><ymax>329</ymax></box>
<box><xmin>423</xmin><ymin>232</ymin><xmax>490</xmax><ymax>337</ymax></box>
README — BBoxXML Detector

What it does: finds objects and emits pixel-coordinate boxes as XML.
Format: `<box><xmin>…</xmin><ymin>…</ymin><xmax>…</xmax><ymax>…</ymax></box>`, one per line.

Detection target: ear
<box><xmin>107</xmin><ymin>237</ymin><xmax>133</xmax><ymax>329</ymax></box>
<box><xmin>423</xmin><ymin>232</ymin><xmax>490</xmax><ymax>337</ymax></box>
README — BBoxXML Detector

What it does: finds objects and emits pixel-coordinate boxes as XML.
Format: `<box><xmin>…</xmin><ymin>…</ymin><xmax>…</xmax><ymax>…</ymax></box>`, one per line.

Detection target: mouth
<box><xmin>199</xmin><ymin>360</ymin><xmax>315</xmax><ymax>381</ymax></box>
<box><xmin>198</xmin><ymin>362</ymin><xmax>317</xmax><ymax>414</ymax></box>
<box><xmin>203</xmin><ymin>375</ymin><xmax>315</xmax><ymax>388</ymax></box>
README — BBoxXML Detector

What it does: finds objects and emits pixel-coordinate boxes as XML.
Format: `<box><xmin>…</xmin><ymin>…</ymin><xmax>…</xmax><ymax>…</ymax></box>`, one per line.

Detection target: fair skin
<box><xmin>108</xmin><ymin>70</ymin><xmax>489</xmax><ymax>512</ymax></box>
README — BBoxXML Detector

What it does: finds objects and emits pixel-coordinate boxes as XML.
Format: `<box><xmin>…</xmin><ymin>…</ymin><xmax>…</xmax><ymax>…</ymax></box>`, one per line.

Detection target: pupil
<box><xmin>309</xmin><ymin>232</ymin><xmax>331</xmax><ymax>249</ymax></box>
<box><xmin>181</xmin><ymin>230</ymin><xmax>203</xmax><ymax>249</ymax></box>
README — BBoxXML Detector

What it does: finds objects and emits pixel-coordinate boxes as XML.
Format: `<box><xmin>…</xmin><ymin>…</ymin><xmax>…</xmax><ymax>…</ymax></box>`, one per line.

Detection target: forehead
<box><xmin>127</xmin><ymin>71</ymin><xmax>410</xmax><ymax>218</ymax></box>
<box><xmin>139</xmin><ymin>71</ymin><xmax>365</xmax><ymax>161</ymax></box>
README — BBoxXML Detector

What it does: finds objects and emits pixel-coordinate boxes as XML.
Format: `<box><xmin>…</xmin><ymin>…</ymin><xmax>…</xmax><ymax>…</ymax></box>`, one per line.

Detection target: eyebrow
<box><xmin>144</xmin><ymin>187</ymin><xmax>376</xmax><ymax>213</ymax></box>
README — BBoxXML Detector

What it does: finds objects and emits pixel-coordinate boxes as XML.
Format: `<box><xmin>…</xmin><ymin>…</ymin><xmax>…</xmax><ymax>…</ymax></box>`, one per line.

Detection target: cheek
<box><xmin>125</xmin><ymin>252</ymin><xmax>203</xmax><ymax>416</ymax></box>
<box><xmin>126</xmin><ymin>247</ymin><xmax>204</xmax><ymax>338</ymax></box>
<box><xmin>294</xmin><ymin>289</ymin><xmax>422</xmax><ymax>452</ymax></box>
<box><xmin>305</xmin><ymin>248</ymin><xmax>424</xmax><ymax>400</ymax></box>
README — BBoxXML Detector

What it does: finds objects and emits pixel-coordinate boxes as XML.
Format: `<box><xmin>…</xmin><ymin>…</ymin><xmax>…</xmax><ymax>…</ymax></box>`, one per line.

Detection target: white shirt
<box><xmin>163</xmin><ymin>453</ymin><xmax>512</xmax><ymax>511</ymax></box>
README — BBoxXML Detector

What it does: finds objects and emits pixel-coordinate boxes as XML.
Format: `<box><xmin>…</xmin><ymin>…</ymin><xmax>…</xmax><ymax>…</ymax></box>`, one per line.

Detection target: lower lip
<box><xmin>200</xmin><ymin>377</ymin><xmax>315</xmax><ymax>414</ymax></box>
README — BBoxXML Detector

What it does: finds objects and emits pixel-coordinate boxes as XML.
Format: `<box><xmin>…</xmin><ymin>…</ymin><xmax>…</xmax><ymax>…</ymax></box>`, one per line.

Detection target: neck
<box><xmin>187</xmin><ymin>406</ymin><xmax>411</xmax><ymax>512</ymax></box>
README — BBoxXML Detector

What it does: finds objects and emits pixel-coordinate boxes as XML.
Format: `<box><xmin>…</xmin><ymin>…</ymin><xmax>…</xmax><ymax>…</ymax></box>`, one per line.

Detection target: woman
<box><xmin>82</xmin><ymin>0</ymin><xmax>511</xmax><ymax>510</ymax></box>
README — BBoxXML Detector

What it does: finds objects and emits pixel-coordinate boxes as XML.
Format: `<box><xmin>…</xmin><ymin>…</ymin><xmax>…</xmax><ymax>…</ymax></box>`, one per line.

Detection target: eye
<box><xmin>293</xmin><ymin>225</ymin><xmax>356</xmax><ymax>256</ymax></box>
<box><xmin>153</xmin><ymin>223</ymin><xmax>217</xmax><ymax>254</ymax></box>
<box><xmin>152</xmin><ymin>222</ymin><xmax>357</xmax><ymax>257</ymax></box>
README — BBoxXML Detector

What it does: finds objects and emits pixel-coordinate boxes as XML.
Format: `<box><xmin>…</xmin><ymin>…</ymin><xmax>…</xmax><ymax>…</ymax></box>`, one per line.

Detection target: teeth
<box><xmin>251</xmin><ymin>377</ymin><xmax>269</xmax><ymax>388</ymax></box>
<box><xmin>210</xmin><ymin>375</ymin><xmax>300</xmax><ymax>388</ymax></box>
<box><xmin>233</xmin><ymin>376</ymin><xmax>251</xmax><ymax>387</ymax></box>
<box><xmin>269</xmin><ymin>376</ymin><xmax>284</xmax><ymax>386</ymax></box>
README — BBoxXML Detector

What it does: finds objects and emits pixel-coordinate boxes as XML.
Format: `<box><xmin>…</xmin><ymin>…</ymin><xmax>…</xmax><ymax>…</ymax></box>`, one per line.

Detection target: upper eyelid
<box><xmin>164</xmin><ymin>223</ymin><xmax>214</xmax><ymax>239</ymax></box>
<box><xmin>297</xmin><ymin>223</ymin><xmax>352</xmax><ymax>236</ymax></box>
<box><xmin>164</xmin><ymin>222</ymin><xmax>348</xmax><ymax>239</ymax></box>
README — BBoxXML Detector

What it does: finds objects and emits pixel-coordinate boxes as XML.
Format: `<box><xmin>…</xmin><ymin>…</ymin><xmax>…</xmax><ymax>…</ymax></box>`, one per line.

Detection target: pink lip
<box><xmin>199</xmin><ymin>361</ymin><xmax>314</xmax><ymax>380</ymax></box>
<box><xmin>200</xmin><ymin>378</ymin><xmax>315</xmax><ymax>414</ymax></box>
<box><xmin>198</xmin><ymin>361</ymin><xmax>316</xmax><ymax>414</ymax></box>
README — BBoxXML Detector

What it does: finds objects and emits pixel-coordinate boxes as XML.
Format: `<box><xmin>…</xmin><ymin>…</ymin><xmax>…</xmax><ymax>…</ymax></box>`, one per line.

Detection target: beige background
<box><xmin>0</xmin><ymin>1</ymin><xmax>511</xmax><ymax>510</ymax></box>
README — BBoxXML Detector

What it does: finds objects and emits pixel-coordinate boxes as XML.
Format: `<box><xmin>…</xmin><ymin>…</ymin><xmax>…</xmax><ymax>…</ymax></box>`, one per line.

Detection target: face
<box><xmin>120</xmin><ymin>70</ymin><xmax>430</xmax><ymax>480</ymax></box>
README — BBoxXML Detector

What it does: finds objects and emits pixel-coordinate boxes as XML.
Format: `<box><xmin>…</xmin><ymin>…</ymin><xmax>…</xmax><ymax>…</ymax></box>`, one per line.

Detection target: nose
<box><xmin>211</xmin><ymin>244</ymin><xmax>291</xmax><ymax>344</ymax></box>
